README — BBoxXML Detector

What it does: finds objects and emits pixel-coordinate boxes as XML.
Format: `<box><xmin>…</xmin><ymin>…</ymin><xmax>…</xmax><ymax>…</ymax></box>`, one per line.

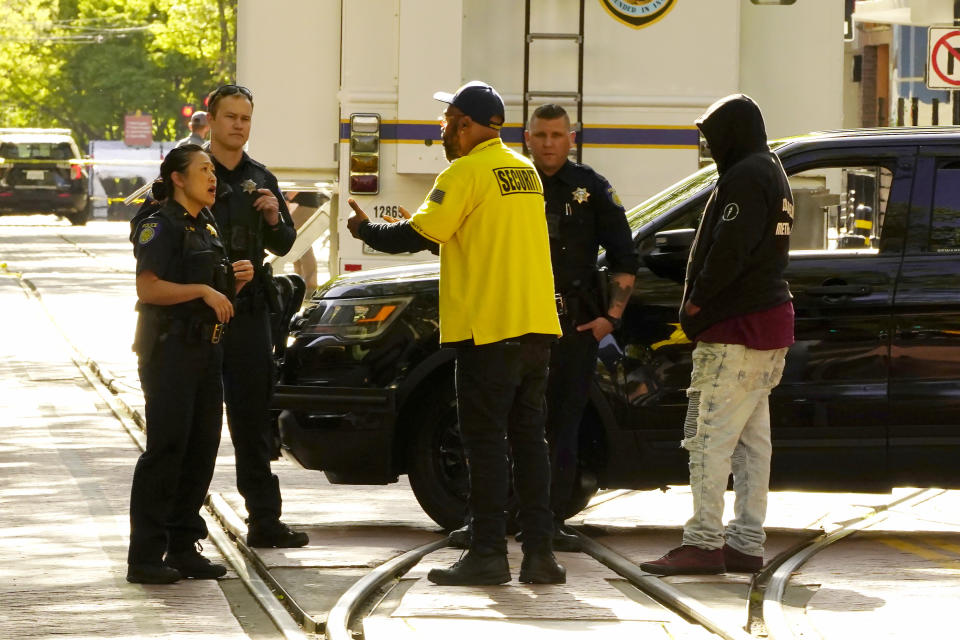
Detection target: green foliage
<box><xmin>0</xmin><ymin>0</ymin><xmax>237</xmax><ymax>149</ymax></box>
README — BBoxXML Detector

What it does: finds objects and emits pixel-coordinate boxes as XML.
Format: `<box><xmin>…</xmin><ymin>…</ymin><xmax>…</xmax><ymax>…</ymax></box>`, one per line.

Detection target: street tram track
<box><xmin>57</xmin><ymin>312</ymin><xmax>956</xmax><ymax>640</ymax></box>
<box><xmin>44</xmin><ymin>328</ymin><xmax>960</xmax><ymax>640</ymax></box>
<box><xmin>15</xmin><ymin>253</ymin><xmax>954</xmax><ymax>640</ymax></box>
<box><xmin>750</xmin><ymin>486</ymin><xmax>945</xmax><ymax>640</ymax></box>
<box><xmin>42</xmin><ymin>324</ymin><xmax>960</xmax><ymax>640</ymax></box>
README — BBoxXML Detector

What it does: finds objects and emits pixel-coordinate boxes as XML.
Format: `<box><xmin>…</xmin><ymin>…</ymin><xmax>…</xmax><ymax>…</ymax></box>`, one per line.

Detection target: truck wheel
<box><xmin>556</xmin><ymin>470</ymin><xmax>599</xmax><ymax>520</ymax></box>
<box><xmin>67</xmin><ymin>200</ymin><xmax>91</xmax><ymax>226</ymax></box>
<box><xmin>406</xmin><ymin>383</ymin><xmax>469</xmax><ymax>530</ymax></box>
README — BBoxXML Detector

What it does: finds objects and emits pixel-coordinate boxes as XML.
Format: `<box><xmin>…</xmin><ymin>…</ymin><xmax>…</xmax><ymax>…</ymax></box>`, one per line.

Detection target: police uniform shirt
<box><xmin>134</xmin><ymin>200</ymin><xmax>226</xmax><ymax>318</ymax></box>
<box><xmin>408</xmin><ymin>138</ymin><xmax>562</xmax><ymax>345</ymax></box>
<box><xmin>541</xmin><ymin>160</ymin><xmax>638</xmax><ymax>293</ymax></box>
<box><xmin>209</xmin><ymin>151</ymin><xmax>295</xmax><ymax>282</ymax></box>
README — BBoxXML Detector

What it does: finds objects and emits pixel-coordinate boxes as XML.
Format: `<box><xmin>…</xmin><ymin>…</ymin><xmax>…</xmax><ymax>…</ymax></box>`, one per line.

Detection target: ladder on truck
<box><xmin>522</xmin><ymin>0</ymin><xmax>585</xmax><ymax>163</ymax></box>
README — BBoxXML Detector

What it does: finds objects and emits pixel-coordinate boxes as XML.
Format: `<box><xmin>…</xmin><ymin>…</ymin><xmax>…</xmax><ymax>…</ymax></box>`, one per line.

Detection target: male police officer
<box><xmin>525</xmin><ymin>104</ymin><xmax>638</xmax><ymax>549</ymax></box>
<box><xmin>346</xmin><ymin>81</ymin><xmax>565</xmax><ymax>586</ymax></box>
<box><xmin>205</xmin><ymin>84</ymin><xmax>308</xmax><ymax>548</ymax></box>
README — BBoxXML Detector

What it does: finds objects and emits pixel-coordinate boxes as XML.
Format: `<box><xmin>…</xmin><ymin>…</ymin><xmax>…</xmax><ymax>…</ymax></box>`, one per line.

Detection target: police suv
<box><xmin>0</xmin><ymin>128</ymin><xmax>91</xmax><ymax>225</ymax></box>
<box><xmin>272</xmin><ymin>127</ymin><xmax>960</xmax><ymax>530</ymax></box>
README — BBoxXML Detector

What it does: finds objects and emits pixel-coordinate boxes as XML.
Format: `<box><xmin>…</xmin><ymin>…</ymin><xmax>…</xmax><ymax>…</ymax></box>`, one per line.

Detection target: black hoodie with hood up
<box><xmin>679</xmin><ymin>94</ymin><xmax>794</xmax><ymax>340</ymax></box>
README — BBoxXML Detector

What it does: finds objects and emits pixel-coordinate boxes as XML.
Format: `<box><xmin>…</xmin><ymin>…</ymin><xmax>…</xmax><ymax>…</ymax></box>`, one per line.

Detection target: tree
<box><xmin>0</xmin><ymin>0</ymin><xmax>237</xmax><ymax>149</ymax></box>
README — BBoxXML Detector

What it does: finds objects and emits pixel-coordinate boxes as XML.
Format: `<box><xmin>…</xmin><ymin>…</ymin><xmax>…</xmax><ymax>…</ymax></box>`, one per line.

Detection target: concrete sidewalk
<box><xmin>0</xmin><ymin>275</ymin><xmax>248</xmax><ymax>639</ymax></box>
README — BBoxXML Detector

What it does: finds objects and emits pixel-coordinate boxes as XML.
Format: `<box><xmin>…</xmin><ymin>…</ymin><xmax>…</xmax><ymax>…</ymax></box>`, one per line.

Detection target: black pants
<box><xmin>222</xmin><ymin>306</ymin><xmax>282</xmax><ymax>524</ymax></box>
<box><xmin>455</xmin><ymin>338</ymin><xmax>553</xmax><ymax>555</ymax></box>
<box><xmin>128</xmin><ymin>337</ymin><xmax>222</xmax><ymax>565</ymax></box>
<box><xmin>546</xmin><ymin>326</ymin><xmax>599</xmax><ymax>520</ymax></box>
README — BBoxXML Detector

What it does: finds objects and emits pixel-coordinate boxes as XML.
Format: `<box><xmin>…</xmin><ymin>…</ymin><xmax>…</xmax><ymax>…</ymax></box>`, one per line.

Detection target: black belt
<box><xmin>164</xmin><ymin>318</ymin><xmax>226</xmax><ymax>344</ymax></box>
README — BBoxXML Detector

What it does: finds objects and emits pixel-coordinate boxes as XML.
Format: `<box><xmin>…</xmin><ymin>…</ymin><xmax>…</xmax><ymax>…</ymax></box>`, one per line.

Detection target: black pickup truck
<box><xmin>273</xmin><ymin>127</ymin><xmax>960</xmax><ymax>530</ymax></box>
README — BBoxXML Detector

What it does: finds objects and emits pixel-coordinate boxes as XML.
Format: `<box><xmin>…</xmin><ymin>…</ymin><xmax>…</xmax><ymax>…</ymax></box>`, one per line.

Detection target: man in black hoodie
<box><xmin>641</xmin><ymin>94</ymin><xmax>794</xmax><ymax>576</ymax></box>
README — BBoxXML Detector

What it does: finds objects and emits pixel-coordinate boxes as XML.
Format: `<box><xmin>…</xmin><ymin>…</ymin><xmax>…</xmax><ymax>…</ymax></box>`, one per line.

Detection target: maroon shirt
<box><xmin>695</xmin><ymin>300</ymin><xmax>795</xmax><ymax>350</ymax></box>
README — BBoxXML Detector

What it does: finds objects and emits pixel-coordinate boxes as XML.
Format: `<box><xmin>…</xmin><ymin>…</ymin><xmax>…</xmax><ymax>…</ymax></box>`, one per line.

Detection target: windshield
<box><xmin>625</xmin><ymin>163</ymin><xmax>717</xmax><ymax>232</ymax></box>
<box><xmin>0</xmin><ymin>142</ymin><xmax>76</xmax><ymax>160</ymax></box>
<box><xmin>624</xmin><ymin>141</ymin><xmax>789</xmax><ymax>233</ymax></box>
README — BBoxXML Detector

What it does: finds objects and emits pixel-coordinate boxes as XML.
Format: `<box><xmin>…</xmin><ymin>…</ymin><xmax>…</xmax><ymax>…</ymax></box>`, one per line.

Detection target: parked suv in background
<box><xmin>273</xmin><ymin>127</ymin><xmax>960</xmax><ymax>530</ymax></box>
<box><xmin>0</xmin><ymin>128</ymin><xmax>91</xmax><ymax>225</ymax></box>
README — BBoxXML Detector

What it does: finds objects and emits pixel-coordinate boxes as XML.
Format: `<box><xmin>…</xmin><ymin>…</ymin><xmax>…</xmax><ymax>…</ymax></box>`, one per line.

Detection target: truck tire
<box><xmin>557</xmin><ymin>470</ymin><xmax>599</xmax><ymax>520</ymax></box>
<box><xmin>66</xmin><ymin>200</ymin><xmax>91</xmax><ymax>226</ymax></box>
<box><xmin>405</xmin><ymin>382</ymin><xmax>600</xmax><ymax>529</ymax></box>
<box><xmin>406</xmin><ymin>382</ymin><xmax>469</xmax><ymax>530</ymax></box>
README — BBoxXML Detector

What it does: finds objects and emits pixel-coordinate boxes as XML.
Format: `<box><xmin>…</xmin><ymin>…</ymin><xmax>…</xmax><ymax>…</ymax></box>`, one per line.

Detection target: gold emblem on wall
<box><xmin>598</xmin><ymin>0</ymin><xmax>676</xmax><ymax>30</ymax></box>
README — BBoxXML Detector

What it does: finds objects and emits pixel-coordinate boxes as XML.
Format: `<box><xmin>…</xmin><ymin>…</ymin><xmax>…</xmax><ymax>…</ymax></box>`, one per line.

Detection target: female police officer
<box><xmin>126</xmin><ymin>144</ymin><xmax>254</xmax><ymax>584</ymax></box>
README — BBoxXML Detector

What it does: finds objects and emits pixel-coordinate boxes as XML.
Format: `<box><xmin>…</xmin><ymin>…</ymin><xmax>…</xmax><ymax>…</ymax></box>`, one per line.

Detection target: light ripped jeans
<box><xmin>681</xmin><ymin>342</ymin><xmax>787</xmax><ymax>556</ymax></box>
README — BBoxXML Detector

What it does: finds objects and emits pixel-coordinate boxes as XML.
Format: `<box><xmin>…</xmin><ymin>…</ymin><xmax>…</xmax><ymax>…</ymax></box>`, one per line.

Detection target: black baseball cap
<box><xmin>434</xmin><ymin>81</ymin><xmax>505</xmax><ymax>130</ymax></box>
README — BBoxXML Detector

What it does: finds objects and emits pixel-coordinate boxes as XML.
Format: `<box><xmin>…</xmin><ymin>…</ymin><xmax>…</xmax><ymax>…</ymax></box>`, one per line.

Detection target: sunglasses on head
<box><xmin>208</xmin><ymin>84</ymin><xmax>253</xmax><ymax>107</ymax></box>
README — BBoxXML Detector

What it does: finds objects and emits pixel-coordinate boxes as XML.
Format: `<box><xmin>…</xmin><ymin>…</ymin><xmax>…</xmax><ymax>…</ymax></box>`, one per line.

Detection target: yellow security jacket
<box><xmin>409</xmin><ymin>138</ymin><xmax>561</xmax><ymax>345</ymax></box>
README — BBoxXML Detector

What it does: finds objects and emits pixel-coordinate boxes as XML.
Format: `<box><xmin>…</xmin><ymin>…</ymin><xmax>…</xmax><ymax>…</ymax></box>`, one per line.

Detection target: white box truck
<box><xmin>238</xmin><ymin>0</ymin><xmax>843</xmax><ymax>277</ymax></box>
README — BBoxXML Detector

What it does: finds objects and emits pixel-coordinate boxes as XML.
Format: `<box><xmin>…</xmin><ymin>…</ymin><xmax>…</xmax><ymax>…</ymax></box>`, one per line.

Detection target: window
<box><xmin>788</xmin><ymin>164</ymin><xmax>893</xmax><ymax>255</ymax></box>
<box><xmin>930</xmin><ymin>161</ymin><xmax>960</xmax><ymax>254</ymax></box>
<box><xmin>0</xmin><ymin>141</ymin><xmax>75</xmax><ymax>160</ymax></box>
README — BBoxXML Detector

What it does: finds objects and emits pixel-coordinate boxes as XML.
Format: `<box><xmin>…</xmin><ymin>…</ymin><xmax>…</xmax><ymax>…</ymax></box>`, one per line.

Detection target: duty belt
<box><xmin>555</xmin><ymin>293</ymin><xmax>568</xmax><ymax>317</ymax></box>
<box><xmin>165</xmin><ymin>318</ymin><xmax>227</xmax><ymax>344</ymax></box>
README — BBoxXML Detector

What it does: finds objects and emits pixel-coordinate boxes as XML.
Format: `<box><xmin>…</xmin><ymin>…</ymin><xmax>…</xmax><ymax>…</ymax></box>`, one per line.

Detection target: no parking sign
<box><xmin>927</xmin><ymin>26</ymin><xmax>960</xmax><ymax>89</ymax></box>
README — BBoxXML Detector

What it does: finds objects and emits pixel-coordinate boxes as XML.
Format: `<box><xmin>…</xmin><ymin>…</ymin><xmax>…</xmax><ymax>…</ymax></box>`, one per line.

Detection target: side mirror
<box><xmin>643</xmin><ymin>228</ymin><xmax>696</xmax><ymax>284</ymax></box>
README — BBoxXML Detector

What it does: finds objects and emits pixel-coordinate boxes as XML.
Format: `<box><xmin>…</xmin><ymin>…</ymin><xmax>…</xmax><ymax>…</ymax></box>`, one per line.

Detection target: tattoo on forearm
<box><xmin>610</xmin><ymin>280</ymin><xmax>632</xmax><ymax>309</ymax></box>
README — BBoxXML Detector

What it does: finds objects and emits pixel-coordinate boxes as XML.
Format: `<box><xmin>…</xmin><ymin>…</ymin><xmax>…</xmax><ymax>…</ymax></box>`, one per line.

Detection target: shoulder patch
<box><xmin>429</xmin><ymin>188</ymin><xmax>445</xmax><ymax>204</ymax></box>
<box><xmin>607</xmin><ymin>186</ymin><xmax>623</xmax><ymax>208</ymax></box>
<box><xmin>138</xmin><ymin>224</ymin><xmax>157</xmax><ymax>245</ymax></box>
<box><xmin>722</xmin><ymin>202</ymin><xmax>740</xmax><ymax>221</ymax></box>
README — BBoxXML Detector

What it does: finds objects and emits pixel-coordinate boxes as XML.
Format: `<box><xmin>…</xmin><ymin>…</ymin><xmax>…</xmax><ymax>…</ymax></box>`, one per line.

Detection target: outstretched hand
<box><xmin>346</xmin><ymin>198</ymin><xmax>369</xmax><ymax>239</ymax></box>
<box><xmin>382</xmin><ymin>206</ymin><xmax>412</xmax><ymax>224</ymax></box>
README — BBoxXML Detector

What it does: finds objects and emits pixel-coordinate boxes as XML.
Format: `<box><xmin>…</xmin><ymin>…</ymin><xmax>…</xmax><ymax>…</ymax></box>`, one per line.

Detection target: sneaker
<box><xmin>723</xmin><ymin>543</ymin><xmax>763</xmax><ymax>573</ymax></box>
<box><xmin>427</xmin><ymin>550</ymin><xmax>510</xmax><ymax>586</ymax></box>
<box><xmin>246</xmin><ymin>520</ymin><xmax>309</xmax><ymax>548</ymax></box>
<box><xmin>519</xmin><ymin>551</ymin><xmax>566</xmax><ymax>584</ymax></box>
<box><xmin>165</xmin><ymin>543</ymin><xmax>227</xmax><ymax>579</ymax></box>
<box><xmin>126</xmin><ymin>563</ymin><xmax>182</xmax><ymax>584</ymax></box>
<box><xmin>640</xmin><ymin>545</ymin><xmax>725</xmax><ymax>576</ymax></box>
<box><xmin>448</xmin><ymin>524</ymin><xmax>471</xmax><ymax>550</ymax></box>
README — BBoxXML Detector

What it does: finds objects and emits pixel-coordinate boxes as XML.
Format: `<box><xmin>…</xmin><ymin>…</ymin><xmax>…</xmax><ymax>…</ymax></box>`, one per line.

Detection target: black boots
<box><xmin>427</xmin><ymin>549</ymin><xmax>566</xmax><ymax>586</ymax></box>
<box><xmin>246</xmin><ymin>520</ymin><xmax>309</xmax><ymax>548</ymax></box>
<box><xmin>447</xmin><ymin>524</ymin><xmax>471</xmax><ymax>549</ymax></box>
<box><xmin>164</xmin><ymin>544</ymin><xmax>227</xmax><ymax>579</ymax></box>
<box><xmin>427</xmin><ymin>550</ymin><xmax>511</xmax><ymax>586</ymax></box>
<box><xmin>126</xmin><ymin>563</ymin><xmax>181</xmax><ymax>584</ymax></box>
<box><xmin>519</xmin><ymin>550</ymin><xmax>566</xmax><ymax>584</ymax></box>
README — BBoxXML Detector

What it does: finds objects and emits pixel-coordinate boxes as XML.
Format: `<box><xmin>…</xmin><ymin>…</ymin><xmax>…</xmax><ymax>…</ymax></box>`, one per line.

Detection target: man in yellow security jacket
<box><xmin>346</xmin><ymin>81</ymin><xmax>564</xmax><ymax>586</ymax></box>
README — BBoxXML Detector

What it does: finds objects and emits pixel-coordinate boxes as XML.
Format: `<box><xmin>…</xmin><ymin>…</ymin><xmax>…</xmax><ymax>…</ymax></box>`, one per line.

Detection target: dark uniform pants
<box><xmin>455</xmin><ymin>338</ymin><xmax>553</xmax><ymax>555</ymax></box>
<box><xmin>128</xmin><ymin>337</ymin><xmax>223</xmax><ymax>565</ymax></box>
<box><xmin>221</xmin><ymin>305</ymin><xmax>282</xmax><ymax>524</ymax></box>
<box><xmin>546</xmin><ymin>326</ymin><xmax>599</xmax><ymax>519</ymax></box>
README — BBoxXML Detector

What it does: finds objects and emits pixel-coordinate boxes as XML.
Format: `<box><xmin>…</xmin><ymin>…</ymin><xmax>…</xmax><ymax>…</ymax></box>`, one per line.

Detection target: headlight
<box><xmin>298</xmin><ymin>295</ymin><xmax>412</xmax><ymax>341</ymax></box>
